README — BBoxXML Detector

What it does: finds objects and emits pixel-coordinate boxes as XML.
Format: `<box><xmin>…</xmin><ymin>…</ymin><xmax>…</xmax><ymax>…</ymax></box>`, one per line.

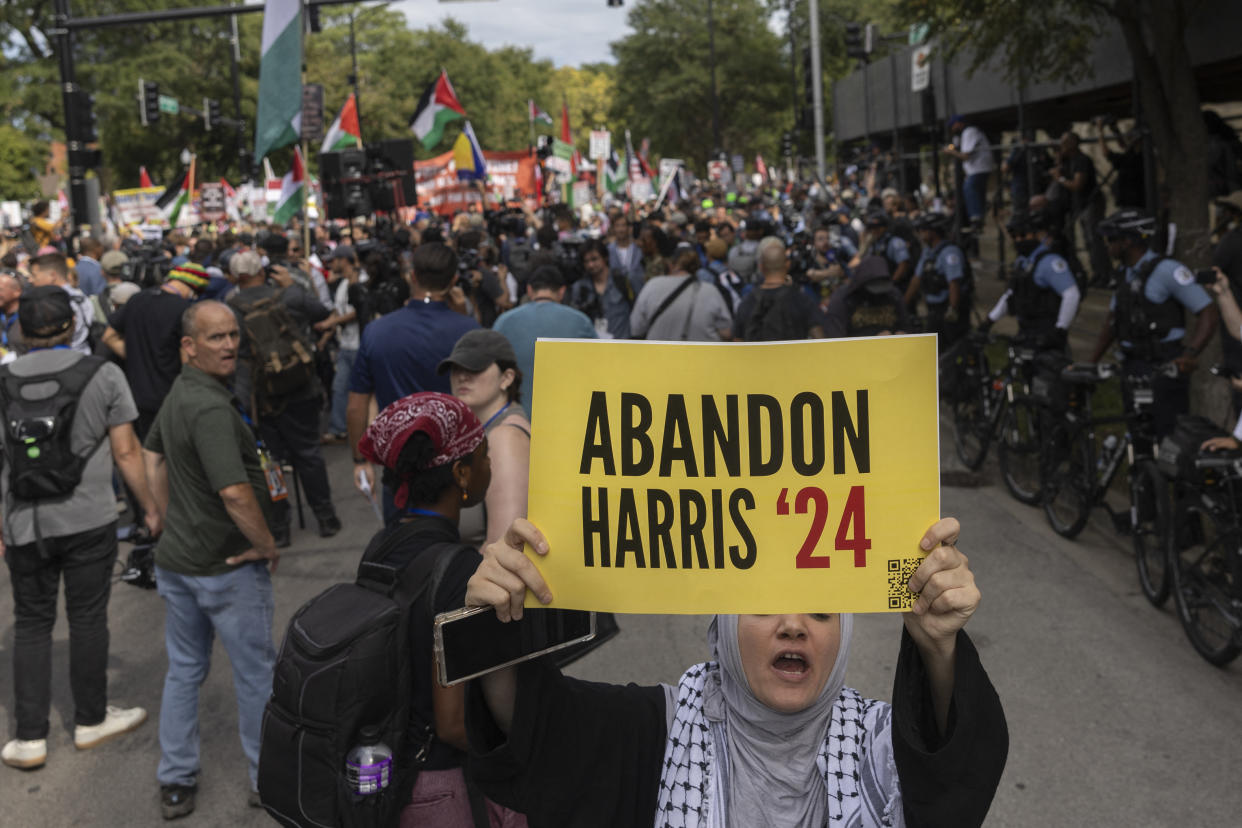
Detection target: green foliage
<box><xmin>0</xmin><ymin>2</ymin><xmax>617</xmax><ymax>195</ymax></box>
<box><xmin>0</xmin><ymin>125</ymin><xmax>45</xmax><ymax>200</ymax></box>
<box><xmin>893</xmin><ymin>0</ymin><xmax>1104</xmax><ymax>84</ymax></box>
<box><xmin>610</xmin><ymin>0</ymin><xmax>792</xmax><ymax>168</ymax></box>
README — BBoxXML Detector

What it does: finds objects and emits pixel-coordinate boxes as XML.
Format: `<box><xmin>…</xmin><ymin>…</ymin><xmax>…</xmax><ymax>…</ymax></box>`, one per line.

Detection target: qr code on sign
<box><xmin>887</xmin><ymin>558</ymin><xmax>922</xmax><ymax>610</ymax></box>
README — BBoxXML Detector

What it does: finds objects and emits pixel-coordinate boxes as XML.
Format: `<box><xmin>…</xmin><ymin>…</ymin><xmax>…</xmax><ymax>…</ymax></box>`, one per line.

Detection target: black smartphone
<box><xmin>1195</xmin><ymin>268</ymin><xmax>1218</xmax><ymax>285</ymax></box>
<box><xmin>434</xmin><ymin>607</ymin><xmax>596</xmax><ymax>686</ymax></box>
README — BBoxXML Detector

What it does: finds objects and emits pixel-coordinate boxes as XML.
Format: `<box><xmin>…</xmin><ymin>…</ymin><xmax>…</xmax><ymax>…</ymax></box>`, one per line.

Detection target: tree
<box><xmin>895</xmin><ymin>0</ymin><xmax>1215</xmax><ymax>262</ymax></box>
<box><xmin>610</xmin><ymin>0</ymin><xmax>791</xmax><ymax>169</ymax></box>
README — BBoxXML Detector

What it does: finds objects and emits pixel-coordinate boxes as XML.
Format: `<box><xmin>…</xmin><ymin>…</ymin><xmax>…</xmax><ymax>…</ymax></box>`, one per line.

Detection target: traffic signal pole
<box><xmin>52</xmin><ymin>0</ymin><xmax>87</xmax><ymax>235</ymax></box>
<box><xmin>51</xmin><ymin>0</ymin><xmax>364</xmax><ymax>229</ymax></box>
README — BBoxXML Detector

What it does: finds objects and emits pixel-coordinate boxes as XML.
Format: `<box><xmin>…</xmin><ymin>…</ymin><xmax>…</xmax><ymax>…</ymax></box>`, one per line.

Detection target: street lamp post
<box><xmin>708</xmin><ymin>0</ymin><xmax>722</xmax><ymax>155</ymax></box>
<box><xmin>808</xmin><ymin>0</ymin><xmax>825</xmax><ymax>181</ymax></box>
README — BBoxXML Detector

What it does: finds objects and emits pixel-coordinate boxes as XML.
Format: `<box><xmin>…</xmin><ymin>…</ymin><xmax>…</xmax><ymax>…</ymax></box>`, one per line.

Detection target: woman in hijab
<box><xmin>461</xmin><ymin>517</ymin><xmax>1006</xmax><ymax>827</ymax></box>
<box><xmin>355</xmin><ymin>392</ymin><xmax>526</xmax><ymax>828</ymax></box>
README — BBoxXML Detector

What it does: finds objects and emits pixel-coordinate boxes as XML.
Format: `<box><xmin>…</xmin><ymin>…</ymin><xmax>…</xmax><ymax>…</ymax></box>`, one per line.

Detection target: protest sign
<box><xmin>525</xmin><ymin>337</ymin><xmax>940</xmax><ymax>614</ymax></box>
<box><xmin>414</xmin><ymin>149</ymin><xmax>539</xmax><ymax>216</ymax></box>
<box><xmin>112</xmin><ymin>186</ymin><xmax>166</xmax><ymax>226</ymax></box>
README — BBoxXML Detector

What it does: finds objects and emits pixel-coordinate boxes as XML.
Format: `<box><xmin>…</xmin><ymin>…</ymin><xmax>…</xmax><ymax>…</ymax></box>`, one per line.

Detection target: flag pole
<box><xmin>300</xmin><ymin>4</ymin><xmax>310</xmax><ymax>265</ymax></box>
<box><xmin>528</xmin><ymin>100</ymin><xmax>535</xmax><ymax>155</ymax></box>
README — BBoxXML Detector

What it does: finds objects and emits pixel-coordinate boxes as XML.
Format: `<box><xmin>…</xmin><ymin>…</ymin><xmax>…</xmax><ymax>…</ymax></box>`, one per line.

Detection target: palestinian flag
<box><xmin>271</xmin><ymin>147</ymin><xmax>305</xmax><ymax>225</ymax></box>
<box><xmin>157</xmin><ymin>158</ymin><xmax>194</xmax><ymax>227</ymax></box>
<box><xmin>528</xmin><ymin>100</ymin><xmax>553</xmax><ymax>127</ymax></box>
<box><xmin>254</xmin><ymin>0</ymin><xmax>303</xmax><ymax>161</ymax></box>
<box><xmin>604</xmin><ymin>151</ymin><xmax>625</xmax><ymax>193</ymax></box>
<box><xmin>409</xmin><ymin>70</ymin><xmax>466</xmax><ymax>151</ymax></box>
<box><xmin>321</xmin><ymin>93</ymin><xmax>362</xmax><ymax>153</ymax></box>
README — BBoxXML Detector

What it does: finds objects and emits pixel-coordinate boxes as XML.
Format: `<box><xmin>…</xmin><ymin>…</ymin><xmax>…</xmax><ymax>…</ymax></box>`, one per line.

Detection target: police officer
<box><xmin>907</xmin><ymin>213</ymin><xmax>973</xmax><ymax>349</ymax></box>
<box><xmin>1088</xmin><ymin>209</ymin><xmax>1219</xmax><ymax>439</ymax></box>
<box><xmin>852</xmin><ymin>210</ymin><xmax>912</xmax><ymax>290</ymax></box>
<box><xmin>983</xmin><ymin>211</ymin><xmax>1081</xmax><ymax>351</ymax></box>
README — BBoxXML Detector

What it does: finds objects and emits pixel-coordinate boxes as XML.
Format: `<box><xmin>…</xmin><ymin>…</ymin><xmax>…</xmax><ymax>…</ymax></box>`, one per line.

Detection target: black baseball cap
<box><xmin>437</xmin><ymin>329</ymin><xmax>517</xmax><ymax>375</ymax></box>
<box><xmin>18</xmin><ymin>285</ymin><xmax>74</xmax><ymax>338</ymax></box>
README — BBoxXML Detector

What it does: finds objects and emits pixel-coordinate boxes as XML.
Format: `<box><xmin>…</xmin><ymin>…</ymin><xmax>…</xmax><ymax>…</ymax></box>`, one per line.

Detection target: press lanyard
<box><xmin>236</xmin><ymin>403</ymin><xmax>288</xmax><ymax>502</ymax></box>
<box><xmin>481</xmin><ymin>403</ymin><xmax>509</xmax><ymax>432</ymax></box>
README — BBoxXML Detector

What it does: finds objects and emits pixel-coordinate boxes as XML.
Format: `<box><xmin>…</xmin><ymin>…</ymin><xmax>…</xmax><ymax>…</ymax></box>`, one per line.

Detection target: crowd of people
<box><xmin>0</xmin><ymin>167</ymin><xmax>1024</xmax><ymax>825</ymax></box>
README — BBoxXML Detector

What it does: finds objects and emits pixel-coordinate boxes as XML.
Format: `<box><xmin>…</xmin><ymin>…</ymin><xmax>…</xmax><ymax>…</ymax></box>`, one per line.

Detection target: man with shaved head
<box><xmin>733</xmin><ymin>239</ymin><xmax>826</xmax><ymax>341</ymax></box>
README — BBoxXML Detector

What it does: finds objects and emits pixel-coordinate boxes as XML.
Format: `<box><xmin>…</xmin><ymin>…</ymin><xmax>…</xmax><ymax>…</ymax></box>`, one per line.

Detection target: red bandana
<box><xmin>357</xmin><ymin>392</ymin><xmax>484</xmax><ymax>509</ymax></box>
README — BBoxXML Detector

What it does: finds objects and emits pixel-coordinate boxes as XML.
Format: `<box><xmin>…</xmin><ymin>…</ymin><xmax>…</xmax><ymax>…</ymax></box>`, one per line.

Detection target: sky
<box><xmin>396</xmin><ymin>0</ymin><xmax>635</xmax><ymax>67</ymax></box>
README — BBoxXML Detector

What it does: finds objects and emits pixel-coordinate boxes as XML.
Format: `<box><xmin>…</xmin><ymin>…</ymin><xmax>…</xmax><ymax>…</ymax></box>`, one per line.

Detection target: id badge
<box><xmin>259</xmin><ymin>448</ymin><xmax>289</xmax><ymax>501</ymax></box>
<box><xmin>594</xmin><ymin>317</ymin><xmax>613</xmax><ymax>339</ymax></box>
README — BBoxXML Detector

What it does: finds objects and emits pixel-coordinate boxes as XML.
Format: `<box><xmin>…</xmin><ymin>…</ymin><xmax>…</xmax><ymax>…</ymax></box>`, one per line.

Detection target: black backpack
<box><xmin>743</xmin><ymin>285</ymin><xmax>807</xmax><ymax>342</ymax></box>
<box><xmin>258</xmin><ymin>521</ymin><xmax>473</xmax><ymax>828</ymax></box>
<box><xmin>0</xmin><ymin>355</ymin><xmax>106</xmax><ymax>501</ymax></box>
<box><xmin>228</xmin><ymin>289</ymin><xmax>317</xmax><ymax>412</ymax></box>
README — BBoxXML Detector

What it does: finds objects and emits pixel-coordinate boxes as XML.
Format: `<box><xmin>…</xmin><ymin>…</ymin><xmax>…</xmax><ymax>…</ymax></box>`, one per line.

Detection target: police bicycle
<box><xmin>1157</xmin><ymin>439</ymin><xmax>1242</xmax><ymax>665</ymax></box>
<box><xmin>1037</xmin><ymin>362</ymin><xmax>1175</xmax><ymax>602</ymax></box>
<box><xmin>942</xmin><ymin>330</ymin><xmax>1046</xmax><ymax>504</ymax></box>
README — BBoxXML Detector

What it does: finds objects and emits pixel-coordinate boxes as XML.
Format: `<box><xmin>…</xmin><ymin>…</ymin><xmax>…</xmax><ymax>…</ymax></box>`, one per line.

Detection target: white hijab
<box><xmin>702</xmin><ymin>614</ymin><xmax>854</xmax><ymax>828</ymax></box>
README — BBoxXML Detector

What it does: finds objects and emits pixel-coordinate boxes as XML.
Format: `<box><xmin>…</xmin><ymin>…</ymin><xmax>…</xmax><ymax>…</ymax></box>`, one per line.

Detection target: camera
<box><xmin>1196</xmin><ymin>268</ymin><xmax>1218</xmax><ymax>286</ymax></box>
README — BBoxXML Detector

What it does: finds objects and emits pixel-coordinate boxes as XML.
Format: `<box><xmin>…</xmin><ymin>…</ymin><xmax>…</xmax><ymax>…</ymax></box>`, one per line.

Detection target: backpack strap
<box><xmin>640</xmin><ymin>275</ymin><xmax>696</xmax><ymax>337</ymax></box>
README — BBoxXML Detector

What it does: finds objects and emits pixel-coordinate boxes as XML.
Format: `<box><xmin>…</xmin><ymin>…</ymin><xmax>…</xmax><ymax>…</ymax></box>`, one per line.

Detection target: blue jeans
<box><xmin>328</xmin><ymin>347</ymin><xmax>357</xmax><ymax>436</ymax></box>
<box><xmin>155</xmin><ymin>563</ymin><xmax>276</xmax><ymax>788</ymax></box>
<box><xmin>963</xmin><ymin>172</ymin><xmax>990</xmax><ymax>221</ymax></box>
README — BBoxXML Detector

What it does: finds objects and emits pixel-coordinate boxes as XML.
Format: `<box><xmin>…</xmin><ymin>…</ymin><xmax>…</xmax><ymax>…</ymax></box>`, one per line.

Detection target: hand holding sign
<box><xmin>903</xmin><ymin>517</ymin><xmax>979</xmax><ymax>651</ymax></box>
<box><xmin>467</xmin><ymin>518</ymin><xmax>553</xmax><ymax>622</ymax></box>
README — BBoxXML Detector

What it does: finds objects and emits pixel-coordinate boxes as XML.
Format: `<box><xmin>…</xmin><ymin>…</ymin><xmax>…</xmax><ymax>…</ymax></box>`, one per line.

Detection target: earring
<box><xmin>461</xmin><ymin>488</ymin><xmax>469</xmax><ymax>503</ymax></box>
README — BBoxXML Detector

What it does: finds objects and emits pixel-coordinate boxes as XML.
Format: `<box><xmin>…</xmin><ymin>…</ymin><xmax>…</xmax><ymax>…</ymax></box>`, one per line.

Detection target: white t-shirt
<box><xmin>332</xmin><ymin>270</ymin><xmax>366</xmax><ymax>351</ymax></box>
<box><xmin>960</xmin><ymin>126</ymin><xmax>995</xmax><ymax>175</ymax></box>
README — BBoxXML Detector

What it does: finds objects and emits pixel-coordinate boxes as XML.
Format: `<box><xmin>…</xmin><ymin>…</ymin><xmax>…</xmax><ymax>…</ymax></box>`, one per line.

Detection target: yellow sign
<box><xmin>525</xmin><ymin>336</ymin><xmax>940</xmax><ymax>614</ymax></box>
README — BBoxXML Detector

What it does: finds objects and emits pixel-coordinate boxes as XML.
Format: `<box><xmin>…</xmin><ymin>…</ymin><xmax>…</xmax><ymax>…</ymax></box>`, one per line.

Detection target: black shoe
<box><xmin>317</xmin><ymin>513</ymin><xmax>342</xmax><ymax>538</ymax></box>
<box><xmin>161</xmin><ymin>784</ymin><xmax>196</xmax><ymax>820</ymax></box>
<box><xmin>272</xmin><ymin>525</ymin><xmax>292</xmax><ymax>548</ymax></box>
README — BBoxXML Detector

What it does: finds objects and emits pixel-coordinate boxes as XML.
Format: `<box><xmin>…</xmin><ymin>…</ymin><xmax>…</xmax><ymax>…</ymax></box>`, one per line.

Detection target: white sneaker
<box><xmin>2</xmin><ymin>738</ymin><xmax>47</xmax><ymax>769</ymax></box>
<box><xmin>73</xmin><ymin>705</ymin><xmax>147</xmax><ymax>750</ymax></box>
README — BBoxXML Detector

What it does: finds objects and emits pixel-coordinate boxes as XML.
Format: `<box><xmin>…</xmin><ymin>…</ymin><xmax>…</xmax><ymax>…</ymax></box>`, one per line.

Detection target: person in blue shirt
<box><xmin>348</xmin><ymin>242</ymin><xmax>480</xmax><ymax>519</ymax></box>
<box><xmin>908</xmin><ymin>213</ymin><xmax>972</xmax><ymax>350</ymax></box>
<box><xmin>1089</xmin><ymin>209</ymin><xmax>1218</xmax><ymax>438</ymax></box>
<box><xmin>74</xmin><ymin>237</ymin><xmax>108</xmax><ymax>298</ymax></box>
<box><xmin>493</xmin><ymin>264</ymin><xmax>598</xmax><ymax>421</ymax></box>
<box><xmin>984</xmin><ymin>211</ymin><xmax>1080</xmax><ymax>351</ymax></box>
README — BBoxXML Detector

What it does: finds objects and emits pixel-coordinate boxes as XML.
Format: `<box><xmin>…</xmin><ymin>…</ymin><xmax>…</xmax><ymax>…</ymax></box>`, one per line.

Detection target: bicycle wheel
<box><xmin>1130</xmin><ymin>459</ymin><xmax>1172</xmax><ymax>607</ymax></box>
<box><xmin>997</xmin><ymin>399</ymin><xmax>1042</xmax><ymax>505</ymax></box>
<box><xmin>1171</xmin><ymin>503</ymin><xmax>1241</xmax><ymax>666</ymax></box>
<box><xmin>1041</xmin><ymin>424</ymin><xmax>1093</xmax><ymax>538</ymax></box>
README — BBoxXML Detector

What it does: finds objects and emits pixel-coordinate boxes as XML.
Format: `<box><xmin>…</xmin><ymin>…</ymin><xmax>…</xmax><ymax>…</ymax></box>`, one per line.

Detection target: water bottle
<box><xmin>1098</xmin><ymin>434</ymin><xmax>1119</xmax><ymax>472</ymax></box>
<box><xmin>345</xmin><ymin>726</ymin><xmax>392</xmax><ymax>796</ymax></box>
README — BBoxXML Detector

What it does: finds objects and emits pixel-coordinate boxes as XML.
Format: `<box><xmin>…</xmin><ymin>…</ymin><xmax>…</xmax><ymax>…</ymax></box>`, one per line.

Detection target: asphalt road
<box><xmin>3</xmin><ymin>393</ymin><xmax>1241</xmax><ymax>827</ymax></box>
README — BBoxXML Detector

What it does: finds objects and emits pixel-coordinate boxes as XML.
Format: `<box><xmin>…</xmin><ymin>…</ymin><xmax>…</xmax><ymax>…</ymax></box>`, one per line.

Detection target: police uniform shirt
<box><xmin>1020</xmin><ymin>241</ymin><xmax>1077</xmax><ymax>296</ymax></box>
<box><xmin>917</xmin><ymin>243</ymin><xmax>965</xmax><ymax>304</ymax></box>
<box><xmin>1109</xmin><ymin>249</ymin><xmax>1212</xmax><ymax>344</ymax></box>
<box><xmin>885</xmin><ymin>236</ymin><xmax>910</xmax><ymax>266</ymax></box>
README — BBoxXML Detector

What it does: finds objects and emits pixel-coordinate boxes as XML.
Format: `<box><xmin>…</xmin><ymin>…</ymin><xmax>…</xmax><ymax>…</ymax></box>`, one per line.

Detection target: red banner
<box><xmin>414</xmin><ymin>150</ymin><xmax>539</xmax><ymax>216</ymax></box>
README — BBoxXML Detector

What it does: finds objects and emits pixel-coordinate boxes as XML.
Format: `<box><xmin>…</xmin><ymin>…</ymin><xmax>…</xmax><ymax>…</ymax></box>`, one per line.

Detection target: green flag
<box><xmin>254</xmin><ymin>0</ymin><xmax>302</xmax><ymax>161</ymax></box>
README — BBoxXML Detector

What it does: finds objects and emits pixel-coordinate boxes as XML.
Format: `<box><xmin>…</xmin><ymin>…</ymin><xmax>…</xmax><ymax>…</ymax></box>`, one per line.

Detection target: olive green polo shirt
<box><xmin>145</xmin><ymin>364</ymin><xmax>271</xmax><ymax>576</ymax></box>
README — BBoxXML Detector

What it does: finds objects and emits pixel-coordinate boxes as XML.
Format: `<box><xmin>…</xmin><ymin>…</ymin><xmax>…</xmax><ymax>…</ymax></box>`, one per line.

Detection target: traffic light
<box><xmin>140</xmin><ymin>79</ymin><xmax>160</xmax><ymax>125</ymax></box>
<box><xmin>844</xmin><ymin>22</ymin><xmax>867</xmax><ymax>61</ymax></box>
<box><xmin>67</xmin><ymin>90</ymin><xmax>97</xmax><ymax>143</ymax></box>
<box><xmin>204</xmin><ymin>98</ymin><xmax>222</xmax><ymax>130</ymax></box>
<box><xmin>781</xmin><ymin>132</ymin><xmax>793</xmax><ymax>159</ymax></box>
